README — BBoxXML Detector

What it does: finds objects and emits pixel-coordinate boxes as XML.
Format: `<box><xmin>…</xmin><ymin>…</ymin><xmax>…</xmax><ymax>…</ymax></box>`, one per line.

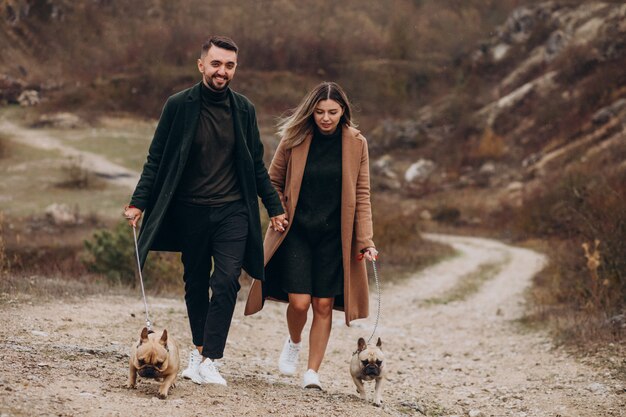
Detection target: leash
<box><xmin>131</xmin><ymin>224</ymin><xmax>153</xmax><ymax>332</ymax></box>
<box><xmin>366</xmin><ymin>258</ymin><xmax>381</xmax><ymax>345</ymax></box>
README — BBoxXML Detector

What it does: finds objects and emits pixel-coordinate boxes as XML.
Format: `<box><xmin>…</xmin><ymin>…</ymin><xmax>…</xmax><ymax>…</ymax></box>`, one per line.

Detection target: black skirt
<box><xmin>266</xmin><ymin>221</ymin><xmax>343</xmax><ymax>298</ymax></box>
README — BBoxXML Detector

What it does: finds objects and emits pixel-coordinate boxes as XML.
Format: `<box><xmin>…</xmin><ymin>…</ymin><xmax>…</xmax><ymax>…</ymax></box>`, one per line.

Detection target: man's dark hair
<box><xmin>201</xmin><ymin>36</ymin><xmax>238</xmax><ymax>57</ymax></box>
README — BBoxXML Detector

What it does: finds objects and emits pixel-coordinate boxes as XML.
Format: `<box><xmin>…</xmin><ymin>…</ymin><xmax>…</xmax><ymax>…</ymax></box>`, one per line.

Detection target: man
<box><xmin>124</xmin><ymin>35</ymin><xmax>287</xmax><ymax>386</ymax></box>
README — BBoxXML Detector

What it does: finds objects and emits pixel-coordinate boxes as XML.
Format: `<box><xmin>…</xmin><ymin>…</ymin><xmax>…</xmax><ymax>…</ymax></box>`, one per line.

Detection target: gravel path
<box><xmin>0</xmin><ymin>235</ymin><xmax>624</xmax><ymax>417</ymax></box>
<box><xmin>0</xmin><ymin>120</ymin><xmax>140</xmax><ymax>190</ymax></box>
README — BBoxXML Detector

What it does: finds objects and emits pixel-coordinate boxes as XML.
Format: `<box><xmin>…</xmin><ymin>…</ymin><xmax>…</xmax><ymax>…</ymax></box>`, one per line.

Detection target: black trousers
<box><xmin>172</xmin><ymin>199</ymin><xmax>248</xmax><ymax>359</ymax></box>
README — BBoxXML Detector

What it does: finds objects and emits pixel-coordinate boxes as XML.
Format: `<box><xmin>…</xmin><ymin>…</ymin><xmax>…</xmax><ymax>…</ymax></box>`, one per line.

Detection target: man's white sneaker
<box><xmin>181</xmin><ymin>349</ymin><xmax>203</xmax><ymax>384</ymax></box>
<box><xmin>197</xmin><ymin>359</ymin><xmax>227</xmax><ymax>386</ymax></box>
<box><xmin>302</xmin><ymin>369</ymin><xmax>322</xmax><ymax>390</ymax></box>
<box><xmin>278</xmin><ymin>337</ymin><xmax>301</xmax><ymax>376</ymax></box>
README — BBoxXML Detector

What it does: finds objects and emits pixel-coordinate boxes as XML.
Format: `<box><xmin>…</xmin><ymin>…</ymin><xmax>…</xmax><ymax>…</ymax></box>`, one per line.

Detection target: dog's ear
<box><xmin>376</xmin><ymin>337</ymin><xmax>382</xmax><ymax>349</ymax></box>
<box><xmin>140</xmin><ymin>327</ymin><xmax>149</xmax><ymax>342</ymax></box>
<box><xmin>160</xmin><ymin>329</ymin><xmax>168</xmax><ymax>345</ymax></box>
<box><xmin>357</xmin><ymin>337</ymin><xmax>366</xmax><ymax>352</ymax></box>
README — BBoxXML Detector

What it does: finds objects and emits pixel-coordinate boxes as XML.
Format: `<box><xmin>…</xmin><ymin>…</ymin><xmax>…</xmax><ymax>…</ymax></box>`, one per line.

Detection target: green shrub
<box><xmin>83</xmin><ymin>221</ymin><xmax>135</xmax><ymax>286</ymax></box>
<box><xmin>83</xmin><ymin>221</ymin><xmax>183</xmax><ymax>293</ymax></box>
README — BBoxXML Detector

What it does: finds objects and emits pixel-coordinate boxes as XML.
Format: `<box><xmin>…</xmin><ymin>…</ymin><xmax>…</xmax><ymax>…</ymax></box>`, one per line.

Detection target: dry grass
<box><xmin>2</xmin><ymin>0</ymin><xmax>526</xmax><ymax>119</ymax></box>
<box><xmin>0</xmin><ymin>212</ymin><xmax>10</xmax><ymax>276</ymax></box>
<box><xmin>0</xmin><ymin>133</ymin><xmax>9</xmax><ymax>159</ymax></box>
<box><xmin>511</xmin><ymin>169</ymin><xmax>626</xmax><ymax>345</ymax></box>
<box><xmin>372</xmin><ymin>201</ymin><xmax>456</xmax><ymax>281</ymax></box>
<box><xmin>0</xmin><ymin>125</ymin><xmax>129</xmax><ymax>218</ymax></box>
<box><xmin>422</xmin><ymin>259</ymin><xmax>508</xmax><ymax>306</ymax></box>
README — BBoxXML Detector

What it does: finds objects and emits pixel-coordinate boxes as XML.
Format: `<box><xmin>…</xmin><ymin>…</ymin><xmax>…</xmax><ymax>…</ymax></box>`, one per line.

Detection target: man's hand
<box><xmin>123</xmin><ymin>206</ymin><xmax>143</xmax><ymax>228</ymax></box>
<box><xmin>270</xmin><ymin>213</ymin><xmax>289</xmax><ymax>233</ymax></box>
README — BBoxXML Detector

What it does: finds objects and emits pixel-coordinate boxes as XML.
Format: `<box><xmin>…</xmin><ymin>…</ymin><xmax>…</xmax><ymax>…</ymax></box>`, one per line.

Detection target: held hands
<box><xmin>270</xmin><ymin>213</ymin><xmax>289</xmax><ymax>233</ymax></box>
<box><xmin>359</xmin><ymin>247</ymin><xmax>379</xmax><ymax>262</ymax></box>
<box><xmin>123</xmin><ymin>206</ymin><xmax>143</xmax><ymax>228</ymax></box>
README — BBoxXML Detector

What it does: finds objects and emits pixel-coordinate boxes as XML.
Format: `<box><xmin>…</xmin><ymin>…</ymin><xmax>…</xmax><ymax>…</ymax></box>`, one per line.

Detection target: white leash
<box><xmin>131</xmin><ymin>225</ymin><xmax>153</xmax><ymax>332</ymax></box>
<box><xmin>366</xmin><ymin>259</ymin><xmax>381</xmax><ymax>345</ymax></box>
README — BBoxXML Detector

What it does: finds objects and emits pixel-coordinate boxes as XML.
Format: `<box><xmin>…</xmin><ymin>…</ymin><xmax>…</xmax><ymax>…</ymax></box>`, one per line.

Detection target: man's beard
<box><xmin>204</xmin><ymin>73</ymin><xmax>230</xmax><ymax>91</ymax></box>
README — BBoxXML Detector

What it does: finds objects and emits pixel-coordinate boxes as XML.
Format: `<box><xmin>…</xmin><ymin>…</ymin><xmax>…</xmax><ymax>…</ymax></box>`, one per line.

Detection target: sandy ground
<box><xmin>0</xmin><ymin>234</ymin><xmax>624</xmax><ymax>417</ymax></box>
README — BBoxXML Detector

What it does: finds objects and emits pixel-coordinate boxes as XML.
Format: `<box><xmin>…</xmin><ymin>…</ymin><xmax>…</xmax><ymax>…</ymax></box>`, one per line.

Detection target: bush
<box><xmin>515</xmin><ymin>170</ymin><xmax>626</xmax><ymax>324</ymax></box>
<box><xmin>83</xmin><ymin>221</ymin><xmax>183</xmax><ymax>293</ymax></box>
<box><xmin>467</xmin><ymin>127</ymin><xmax>506</xmax><ymax>163</ymax></box>
<box><xmin>83</xmin><ymin>221</ymin><xmax>136</xmax><ymax>286</ymax></box>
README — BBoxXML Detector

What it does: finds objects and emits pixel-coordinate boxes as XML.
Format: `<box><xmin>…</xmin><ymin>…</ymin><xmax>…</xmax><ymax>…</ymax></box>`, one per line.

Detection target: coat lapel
<box><xmin>229</xmin><ymin>91</ymin><xmax>255</xmax><ymax>201</ymax></box>
<box><xmin>341</xmin><ymin>125</ymin><xmax>362</xmax><ymax>263</ymax></box>
<box><xmin>341</xmin><ymin>125</ymin><xmax>361</xmax><ymax>198</ymax></box>
<box><xmin>287</xmin><ymin>134</ymin><xmax>312</xmax><ymax>208</ymax></box>
<box><xmin>178</xmin><ymin>83</ymin><xmax>201</xmax><ymax>169</ymax></box>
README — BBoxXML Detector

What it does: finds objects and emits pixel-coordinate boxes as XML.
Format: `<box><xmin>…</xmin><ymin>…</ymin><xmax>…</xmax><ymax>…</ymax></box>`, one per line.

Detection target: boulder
<box><xmin>17</xmin><ymin>90</ymin><xmax>40</xmax><ymax>106</ymax></box>
<box><xmin>419</xmin><ymin>209</ymin><xmax>432</xmax><ymax>221</ymax></box>
<box><xmin>372</xmin><ymin>155</ymin><xmax>397</xmax><ymax>179</ymax></box>
<box><xmin>591</xmin><ymin>98</ymin><xmax>626</xmax><ymax>126</ymax></box>
<box><xmin>405</xmin><ymin>159</ymin><xmax>436</xmax><ymax>183</ymax></box>
<box><xmin>45</xmin><ymin>203</ymin><xmax>80</xmax><ymax>226</ymax></box>
<box><xmin>371</xmin><ymin>155</ymin><xmax>402</xmax><ymax>190</ymax></box>
<box><xmin>33</xmin><ymin>112</ymin><xmax>86</xmax><ymax>129</ymax></box>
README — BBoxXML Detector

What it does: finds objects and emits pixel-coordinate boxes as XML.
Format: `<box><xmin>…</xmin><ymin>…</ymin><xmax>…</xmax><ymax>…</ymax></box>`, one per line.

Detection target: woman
<box><xmin>244</xmin><ymin>82</ymin><xmax>377</xmax><ymax>389</ymax></box>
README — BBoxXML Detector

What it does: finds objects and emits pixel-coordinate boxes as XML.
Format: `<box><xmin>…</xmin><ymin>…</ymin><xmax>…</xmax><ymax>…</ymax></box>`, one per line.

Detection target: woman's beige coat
<box><xmin>244</xmin><ymin>124</ymin><xmax>374</xmax><ymax>325</ymax></box>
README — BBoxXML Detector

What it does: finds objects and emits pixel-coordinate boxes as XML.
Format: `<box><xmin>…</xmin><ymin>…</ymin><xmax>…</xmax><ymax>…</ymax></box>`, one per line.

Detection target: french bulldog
<box><xmin>127</xmin><ymin>327</ymin><xmax>180</xmax><ymax>399</ymax></box>
<box><xmin>349</xmin><ymin>337</ymin><xmax>386</xmax><ymax>406</ymax></box>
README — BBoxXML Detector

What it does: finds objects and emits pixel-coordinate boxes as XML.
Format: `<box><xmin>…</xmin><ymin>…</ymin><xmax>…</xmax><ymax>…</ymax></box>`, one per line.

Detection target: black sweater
<box><xmin>176</xmin><ymin>83</ymin><xmax>242</xmax><ymax>205</ymax></box>
<box><xmin>294</xmin><ymin>126</ymin><xmax>342</xmax><ymax>232</ymax></box>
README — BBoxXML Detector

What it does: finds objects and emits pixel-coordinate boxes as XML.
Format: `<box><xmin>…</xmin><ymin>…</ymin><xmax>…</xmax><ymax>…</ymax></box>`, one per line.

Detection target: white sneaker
<box><xmin>278</xmin><ymin>337</ymin><xmax>301</xmax><ymax>376</ymax></box>
<box><xmin>181</xmin><ymin>349</ymin><xmax>203</xmax><ymax>384</ymax></box>
<box><xmin>302</xmin><ymin>369</ymin><xmax>322</xmax><ymax>390</ymax></box>
<box><xmin>197</xmin><ymin>359</ymin><xmax>227</xmax><ymax>386</ymax></box>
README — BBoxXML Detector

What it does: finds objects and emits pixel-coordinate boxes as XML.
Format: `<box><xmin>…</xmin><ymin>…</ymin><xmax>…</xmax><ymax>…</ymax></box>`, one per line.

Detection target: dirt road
<box><xmin>0</xmin><ymin>120</ymin><xmax>140</xmax><ymax>190</ymax></box>
<box><xmin>0</xmin><ymin>234</ymin><xmax>624</xmax><ymax>416</ymax></box>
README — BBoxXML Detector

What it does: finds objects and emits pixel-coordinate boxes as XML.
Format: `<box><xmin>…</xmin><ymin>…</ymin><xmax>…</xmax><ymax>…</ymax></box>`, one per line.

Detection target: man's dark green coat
<box><xmin>129</xmin><ymin>82</ymin><xmax>284</xmax><ymax>281</ymax></box>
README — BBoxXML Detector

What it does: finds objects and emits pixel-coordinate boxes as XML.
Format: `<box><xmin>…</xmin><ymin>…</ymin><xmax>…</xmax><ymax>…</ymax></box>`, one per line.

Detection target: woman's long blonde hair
<box><xmin>277</xmin><ymin>81</ymin><xmax>355</xmax><ymax>149</ymax></box>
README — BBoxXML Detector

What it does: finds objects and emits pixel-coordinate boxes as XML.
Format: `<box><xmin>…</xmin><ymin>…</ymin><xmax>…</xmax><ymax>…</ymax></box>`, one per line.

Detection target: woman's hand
<box><xmin>270</xmin><ymin>213</ymin><xmax>289</xmax><ymax>233</ymax></box>
<box><xmin>360</xmin><ymin>247</ymin><xmax>378</xmax><ymax>261</ymax></box>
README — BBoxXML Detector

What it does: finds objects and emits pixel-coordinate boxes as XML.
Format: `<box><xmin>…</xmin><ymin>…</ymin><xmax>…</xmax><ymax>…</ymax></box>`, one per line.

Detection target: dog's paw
<box><xmin>373</xmin><ymin>400</ymin><xmax>383</xmax><ymax>407</ymax></box>
<box><xmin>157</xmin><ymin>392</ymin><xmax>168</xmax><ymax>400</ymax></box>
<box><xmin>125</xmin><ymin>383</ymin><xmax>136</xmax><ymax>390</ymax></box>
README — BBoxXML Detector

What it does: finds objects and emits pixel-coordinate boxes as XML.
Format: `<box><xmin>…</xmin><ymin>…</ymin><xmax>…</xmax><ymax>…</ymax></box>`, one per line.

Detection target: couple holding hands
<box><xmin>124</xmin><ymin>35</ymin><xmax>377</xmax><ymax>390</ymax></box>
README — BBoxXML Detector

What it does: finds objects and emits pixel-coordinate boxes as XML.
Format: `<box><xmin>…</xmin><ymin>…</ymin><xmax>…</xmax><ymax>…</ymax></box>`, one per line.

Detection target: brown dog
<box><xmin>350</xmin><ymin>337</ymin><xmax>386</xmax><ymax>406</ymax></box>
<box><xmin>127</xmin><ymin>327</ymin><xmax>180</xmax><ymax>399</ymax></box>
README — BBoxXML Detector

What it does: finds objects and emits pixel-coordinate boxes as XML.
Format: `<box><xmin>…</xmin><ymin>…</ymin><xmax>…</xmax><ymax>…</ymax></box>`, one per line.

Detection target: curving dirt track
<box><xmin>0</xmin><ymin>234</ymin><xmax>624</xmax><ymax>416</ymax></box>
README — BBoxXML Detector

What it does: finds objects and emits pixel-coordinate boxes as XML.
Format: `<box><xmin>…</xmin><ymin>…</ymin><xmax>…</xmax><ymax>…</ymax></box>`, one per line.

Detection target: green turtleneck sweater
<box><xmin>176</xmin><ymin>83</ymin><xmax>242</xmax><ymax>206</ymax></box>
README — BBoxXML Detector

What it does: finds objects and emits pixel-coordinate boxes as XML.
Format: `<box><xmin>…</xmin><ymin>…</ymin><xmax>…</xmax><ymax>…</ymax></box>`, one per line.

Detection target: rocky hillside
<box><xmin>370</xmin><ymin>1</ymin><xmax>625</xmax><ymax>219</ymax></box>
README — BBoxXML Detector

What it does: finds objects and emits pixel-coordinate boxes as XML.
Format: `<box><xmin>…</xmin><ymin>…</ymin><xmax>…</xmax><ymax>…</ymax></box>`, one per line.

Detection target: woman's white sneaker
<box><xmin>278</xmin><ymin>337</ymin><xmax>301</xmax><ymax>375</ymax></box>
<box><xmin>302</xmin><ymin>369</ymin><xmax>322</xmax><ymax>390</ymax></box>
